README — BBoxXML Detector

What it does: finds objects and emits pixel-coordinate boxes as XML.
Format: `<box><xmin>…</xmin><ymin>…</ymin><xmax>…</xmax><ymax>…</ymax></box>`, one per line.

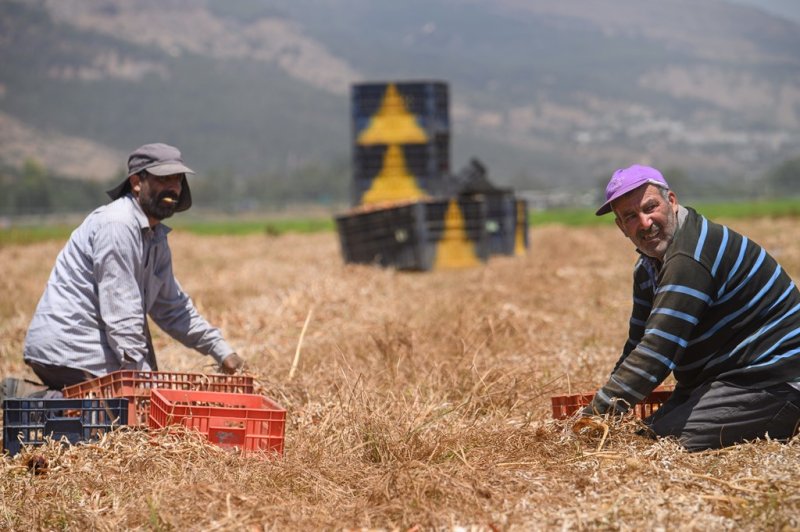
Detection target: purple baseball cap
<box><xmin>595</xmin><ymin>164</ymin><xmax>669</xmax><ymax>216</ymax></box>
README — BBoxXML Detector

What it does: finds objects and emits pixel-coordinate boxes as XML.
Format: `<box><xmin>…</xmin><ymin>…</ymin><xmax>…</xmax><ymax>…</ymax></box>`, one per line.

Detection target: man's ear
<box><xmin>129</xmin><ymin>173</ymin><xmax>142</xmax><ymax>195</ymax></box>
<box><xmin>668</xmin><ymin>190</ymin><xmax>678</xmax><ymax>214</ymax></box>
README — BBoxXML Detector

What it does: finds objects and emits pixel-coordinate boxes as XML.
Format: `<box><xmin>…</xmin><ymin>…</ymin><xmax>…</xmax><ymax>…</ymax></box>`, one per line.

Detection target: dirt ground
<box><xmin>2</xmin><ymin>217</ymin><xmax>800</xmax><ymax>530</ymax></box>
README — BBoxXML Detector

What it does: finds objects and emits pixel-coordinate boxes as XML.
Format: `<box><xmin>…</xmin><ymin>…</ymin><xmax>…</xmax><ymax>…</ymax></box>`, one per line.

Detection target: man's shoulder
<box><xmin>81</xmin><ymin>198</ymin><xmax>144</xmax><ymax>240</ymax></box>
<box><xmin>89</xmin><ymin>197</ymin><xmax>140</xmax><ymax>225</ymax></box>
<box><xmin>681</xmin><ymin>206</ymin><xmax>735</xmax><ymax>237</ymax></box>
<box><xmin>672</xmin><ymin>207</ymin><xmax>721</xmax><ymax>252</ymax></box>
<box><xmin>665</xmin><ymin>206</ymin><xmax>743</xmax><ymax>272</ymax></box>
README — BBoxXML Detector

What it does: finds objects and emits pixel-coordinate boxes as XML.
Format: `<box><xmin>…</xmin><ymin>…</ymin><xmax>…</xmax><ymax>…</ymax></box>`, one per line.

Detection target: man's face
<box><xmin>612</xmin><ymin>184</ymin><xmax>679</xmax><ymax>261</ymax></box>
<box><xmin>130</xmin><ymin>172</ymin><xmax>183</xmax><ymax>222</ymax></box>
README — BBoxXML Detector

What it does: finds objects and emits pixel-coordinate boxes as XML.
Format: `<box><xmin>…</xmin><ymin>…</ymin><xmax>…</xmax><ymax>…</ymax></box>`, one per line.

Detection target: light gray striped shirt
<box><xmin>23</xmin><ymin>194</ymin><xmax>234</xmax><ymax>376</ymax></box>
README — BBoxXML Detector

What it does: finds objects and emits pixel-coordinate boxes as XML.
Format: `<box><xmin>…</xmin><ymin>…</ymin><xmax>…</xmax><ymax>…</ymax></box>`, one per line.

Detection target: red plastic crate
<box><xmin>551</xmin><ymin>386</ymin><xmax>674</xmax><ymax>419</ymax></box>
<box><xmin>148</xmin><ymin>389</ymin><xmax>286</xmax><ymax>455</ymax></box>
<box><xmin>62</xmin><ymin>370</ymin><xmax>255</xmax><ymax>426</ymax></box>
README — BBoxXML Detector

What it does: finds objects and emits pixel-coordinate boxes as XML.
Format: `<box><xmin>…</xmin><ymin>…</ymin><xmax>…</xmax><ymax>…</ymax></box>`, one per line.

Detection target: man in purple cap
<box><xmin>585</xmin><ymin>164</ymin><xmax>800</xmax><ymax>451</ymax></box>
<box><xmin>11</xmin><ymin>143</ymin><xmax>244</xmax><ymax>397</ymax></box>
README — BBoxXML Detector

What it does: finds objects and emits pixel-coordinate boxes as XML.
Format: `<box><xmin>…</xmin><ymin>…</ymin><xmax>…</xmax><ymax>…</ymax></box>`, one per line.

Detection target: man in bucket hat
<box><xmin>14</xmin><ymin>143</ymin><xmax>244</xmax><ymax>397</ymax></box>
<box><xmin>583</xmin><ymin>164</ymin><xmax>800</xmax><ymax>451</ymax></box>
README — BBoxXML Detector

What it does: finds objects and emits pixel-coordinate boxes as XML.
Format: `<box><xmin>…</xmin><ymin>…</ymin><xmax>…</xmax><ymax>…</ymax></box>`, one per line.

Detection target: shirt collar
<box><xmin>676</xmin><ymin>204</ymin><xmax>688</xmax><ymax>227</ymax></box>
<box><xmin>124</xmin><ymin>194</ymin><xmax>172</xmax><ymax>238</ymax></box>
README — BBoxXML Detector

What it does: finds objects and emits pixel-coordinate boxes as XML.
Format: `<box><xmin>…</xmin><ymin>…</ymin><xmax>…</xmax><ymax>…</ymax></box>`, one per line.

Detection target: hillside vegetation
<box><xmin>1</xmin><ymin>0</ymin><xmax>799</xmax><ymax>209</ymax></box>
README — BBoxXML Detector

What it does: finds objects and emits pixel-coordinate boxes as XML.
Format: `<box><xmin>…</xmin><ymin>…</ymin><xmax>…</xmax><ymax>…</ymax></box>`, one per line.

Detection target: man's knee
<box><xmin>646</xmin><ymin>382</ymin><xmax>800</xmax><ymax>452</ymax></box>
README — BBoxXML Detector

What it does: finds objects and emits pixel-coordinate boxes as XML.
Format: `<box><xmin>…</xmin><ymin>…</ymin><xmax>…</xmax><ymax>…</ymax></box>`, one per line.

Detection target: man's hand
<box><xmin>219</xmin><ymin>352</ymin><xmax>245</xmax><ymax>374</ymax></box>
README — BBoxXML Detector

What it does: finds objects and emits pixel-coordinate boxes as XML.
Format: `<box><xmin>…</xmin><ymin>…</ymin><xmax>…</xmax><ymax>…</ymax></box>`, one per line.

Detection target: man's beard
<box><xmin>636</xmin><ymin>209</ymin><xmax>676</xmax><ymax>259</ymax></box>
<box><xmin>140</xmin><ymin>191</ymin><xmax>178</xmax><ymax>221</ymax></box>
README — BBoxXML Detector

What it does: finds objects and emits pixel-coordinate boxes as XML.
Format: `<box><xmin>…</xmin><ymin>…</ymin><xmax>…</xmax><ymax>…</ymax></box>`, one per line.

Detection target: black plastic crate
<box><xmin>351</xmin><ymin>176</ymin><xmax>452</xmax><ymax>208</ymax></box>
<box><xmin>335</xmin><ymin>202</ymin><xmax>427</xmax><ymax>269</ymax></box>
<box><xmin>424</xmin><ymin>198</ymin><xmax>487</xmax><ymax>238</ymax></box>
<box><xmin>352</xmin><ymin>81</ymin><xmax>448</xmax><ymax>120</ymax></box>
<box><xmin>354</xmin><ymin>141</ymin><xmax>450</xmax><ymax>174</ymax></box>
<box><xmin>352</xmin><ymin>141</ymin><xmax>451</xmax><ymax>206</ymax></box>
<box><xmin>483</xmin><ymin>192</ymin><xmax>518</xmax><ymax>256</ymax></box>
<box><xmin>335</xmin><ymin>198</ymin><xmax>488</xmax><ymax>270</ymax></box>
<box><xmin>352</xmin><ymin>81</ymin><xmax>449</xmax><ymax>136</ymax></box>
<box><xmin>354</xmin><ymin>137</ymin><xmax>449</xmax><ymax>174</ymax></box>
<box><xmin>3</xmin><ymin>397</ymin><xmax>128</xmax><ymax>456</ymax></box>
<box><xmin>354</xmin><ymin>115</ymin><xmax>448</xmax><ymax>147</ymax></box>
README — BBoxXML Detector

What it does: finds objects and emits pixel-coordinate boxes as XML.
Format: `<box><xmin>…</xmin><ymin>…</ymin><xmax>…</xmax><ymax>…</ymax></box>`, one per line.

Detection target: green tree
<box><xmin>13</xmin><ymin>159</ymin><xmax>52</xmax><ymax>214</ymax></box>
<box><xmin>765</xmin><ymin>157</ymin><xmax>800</xmax><ymax>197</ymax></box>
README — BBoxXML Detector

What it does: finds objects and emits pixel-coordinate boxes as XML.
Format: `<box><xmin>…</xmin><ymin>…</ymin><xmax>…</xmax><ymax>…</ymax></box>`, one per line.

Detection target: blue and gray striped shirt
<box><xmin>590</xmin><ymin>206</ymin><xmax>800</xmax><ymax>414</ymax></box>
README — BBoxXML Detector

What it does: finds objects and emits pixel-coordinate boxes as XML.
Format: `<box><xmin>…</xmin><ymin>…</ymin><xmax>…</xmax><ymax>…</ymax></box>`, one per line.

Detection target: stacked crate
<box><xmin>3</xmin><ymin>370</ymin><xmax>286</xmax><ymax>457</ymax></box>
<box><xmin>62</xmin><ymin>370</ymin><xmax>257</xmax><ymax>426</ymax></box>
<box><xmin>336</xmin><ymin>80</ymin><xmax>529</xmax><ymax>271</ymax></box>
<box><xmin>335</xmin><ymin>197</ymin><xmax>489</xmax><ymax>271</ymax></box>
<box><xmin>351</xmin><ymin>81</ymin><xmax>450</xmax><ymax>205</ymax></box>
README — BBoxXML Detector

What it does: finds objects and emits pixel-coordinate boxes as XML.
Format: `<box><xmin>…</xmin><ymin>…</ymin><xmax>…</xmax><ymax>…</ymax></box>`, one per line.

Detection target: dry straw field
<box><xmin>2</xmin><ymin>217</ymin><xmax>800</xmax><ymax>530</ymax></box>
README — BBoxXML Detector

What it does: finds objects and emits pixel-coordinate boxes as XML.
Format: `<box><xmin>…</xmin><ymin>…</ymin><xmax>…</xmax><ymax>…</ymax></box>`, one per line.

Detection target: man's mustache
<box><xmin>638</xmin><ymin>223</ymin><xmax>661</xmax><ymax>239</ymax></box>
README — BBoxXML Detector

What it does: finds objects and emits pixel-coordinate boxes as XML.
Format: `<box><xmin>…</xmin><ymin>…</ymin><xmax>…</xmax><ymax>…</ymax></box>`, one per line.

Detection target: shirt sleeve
<box><xmin>92</xmin><ymin>221</ymin><xmax>149</xmax><ymax>369</ymax></box>
<box><xmin>147</xmin><ymin>244</ymin><xmax>235</xmax><ymax>364</ymax></box>
<box><xmin>611</xmin><ymin>261</ymin><xmax>653</xmax><ymax>373</ymax></box>
<box><xmin>588</xmin><ymin>253</ymin><xmax>714</xmax><ymax>414</ymax></box>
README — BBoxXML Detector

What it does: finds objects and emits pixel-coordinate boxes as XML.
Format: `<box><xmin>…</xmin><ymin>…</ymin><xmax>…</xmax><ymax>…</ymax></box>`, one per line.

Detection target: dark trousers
<box><xmin>643</xmin><ymin>380</ymin><xmax>800</xmax><ymax>451</ymax></box>
<box><xmin>25</xmin><ymin>361</ymin><xmax>96</xmax><ymax>391</ymax></box>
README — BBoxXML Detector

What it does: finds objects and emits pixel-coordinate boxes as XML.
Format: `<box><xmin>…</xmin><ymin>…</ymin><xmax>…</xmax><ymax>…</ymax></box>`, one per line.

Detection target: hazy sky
<box><xmin>724</xmin><ymin>0</ymin><xmax>800</xmax><ymax>23</ymax></box>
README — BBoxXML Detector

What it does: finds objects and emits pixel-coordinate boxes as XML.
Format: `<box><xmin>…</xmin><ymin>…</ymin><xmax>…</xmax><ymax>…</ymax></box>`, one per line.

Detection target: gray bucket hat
<box><xmin>106</xmin><ymin>143</ymin><xmax>195</xmax><ymax>212</ymax></box>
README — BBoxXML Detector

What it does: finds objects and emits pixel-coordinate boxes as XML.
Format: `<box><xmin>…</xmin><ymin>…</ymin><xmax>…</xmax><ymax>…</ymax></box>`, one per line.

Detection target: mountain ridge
<box><xmin>1</xmin><ymin>0</ymin><xmax>798</xmax><ymax>205</ymax></box>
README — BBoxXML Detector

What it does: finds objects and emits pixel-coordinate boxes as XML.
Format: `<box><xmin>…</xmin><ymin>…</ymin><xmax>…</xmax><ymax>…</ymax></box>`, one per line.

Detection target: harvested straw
<box><xmin>289</xmin><ymin>306</ymin><xmax>314</xmax><ymax>381</ymax></box>
<box><xmin>2</xmin><ymin>221</ymin><xmax>800</xmax><ymax>529</ymax></box>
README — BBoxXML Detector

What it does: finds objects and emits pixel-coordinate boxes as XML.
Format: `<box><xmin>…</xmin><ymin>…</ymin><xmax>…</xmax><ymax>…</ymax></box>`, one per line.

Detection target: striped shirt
<box><xmin>589</xmin><ymin>206</ymin><xmax>800</xmax><ymax>414</ymax></box>
<box><xmin>23</xmin><ymin>194</ymin><xmax>234</xmax><ymax>377</ymax></box>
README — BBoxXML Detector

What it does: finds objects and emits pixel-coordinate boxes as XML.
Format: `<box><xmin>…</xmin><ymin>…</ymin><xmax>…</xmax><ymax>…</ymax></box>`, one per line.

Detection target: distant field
<box><xmin>2</xmin><ymin>198</ymin><xmax>799</xmax><ymax>247</ymax></box>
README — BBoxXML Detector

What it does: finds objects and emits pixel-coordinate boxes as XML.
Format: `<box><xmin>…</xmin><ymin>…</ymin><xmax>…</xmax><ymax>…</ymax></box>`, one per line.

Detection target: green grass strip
<box><xmin>0</xmin><ymin>225</ymin><xmax>75</xmax><ymax>246</ymax></box>
<box><xmin>2</xmin><ymin>198</ymin><xmax>798</xmax><ymax>246</ymax></box>
<box><xmin>173</xmin><ymin>217</ymin><xmax>335</xmax><ymax>236</ymax></box>
<box><xmin>528</xmin><ymin>198</ymin><xmax>800</xmax><ymax>226</ymax></box>
<box><xmin>0</xmin><ymin>217</ymin><xmax>337</xmax><ymax>246</ymax></box>
<box><xmin>690</xmin><ymin>198</ymin><xmax>800</xmax><ymax>219</ymax></box>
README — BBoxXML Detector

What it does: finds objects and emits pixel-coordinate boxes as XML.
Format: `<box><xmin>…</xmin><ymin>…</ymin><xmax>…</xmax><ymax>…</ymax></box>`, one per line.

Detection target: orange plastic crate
<box><xmin>551</xmin><ymin>386</ymin><xmax>674</xmax><ymax>419</ymax></box>
<box><xmin>62</xmin><ymin>370</ymin><xmax>255</xmax><ymax>426</ymax></box>
<box><xmin>148</xmin><ymin>389</ymin><xmax>286</xmax><ymax>455</ymax></box>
